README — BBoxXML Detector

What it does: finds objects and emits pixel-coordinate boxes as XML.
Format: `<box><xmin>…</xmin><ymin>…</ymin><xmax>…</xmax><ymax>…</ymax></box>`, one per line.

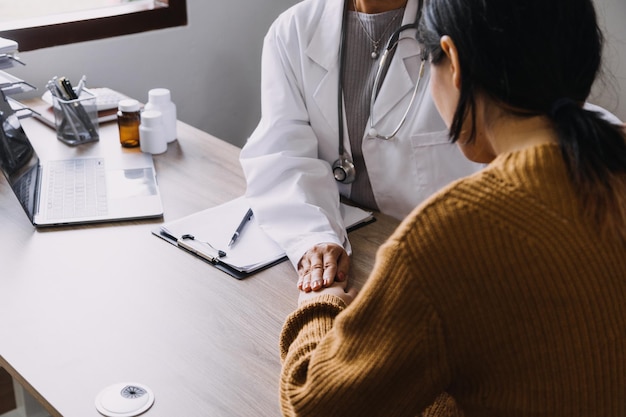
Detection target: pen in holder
<box><xmin>51</xmin><ymin>87</ymin><xmax>99</xmax><ymax>145</ymax></box>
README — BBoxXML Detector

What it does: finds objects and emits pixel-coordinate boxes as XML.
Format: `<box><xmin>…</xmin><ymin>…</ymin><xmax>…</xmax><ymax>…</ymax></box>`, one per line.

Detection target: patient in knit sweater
<box><xmin>278</xmin><ymin>0</ymin><xmax>626</xmax><ymax>416</ymax></box>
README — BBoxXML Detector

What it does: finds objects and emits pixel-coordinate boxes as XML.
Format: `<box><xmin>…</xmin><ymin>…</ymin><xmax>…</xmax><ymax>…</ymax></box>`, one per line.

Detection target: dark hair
<box><xmin>417</xmin><ymin>0</ymin><xmax>626</xmax><ymax>242</ymax></box>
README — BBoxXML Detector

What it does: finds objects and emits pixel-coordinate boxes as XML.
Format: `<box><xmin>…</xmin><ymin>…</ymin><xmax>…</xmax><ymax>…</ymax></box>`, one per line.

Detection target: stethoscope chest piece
<box><xmin>332</xmin><ymin>155</ymin><xmax>356</xmax><ymax>184</ymax></box>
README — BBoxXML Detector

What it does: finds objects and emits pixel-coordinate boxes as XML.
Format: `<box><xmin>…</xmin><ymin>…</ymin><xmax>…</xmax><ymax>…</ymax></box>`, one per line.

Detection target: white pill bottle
<box><xmin>139</xmin><ymin>110</ymin><xmax>167</xmax><ymax>154</ymax></box>
<box><xmin>144</xmin><ymin>88</ymin><xmax>177</xmax><ymax>143</ymax></box>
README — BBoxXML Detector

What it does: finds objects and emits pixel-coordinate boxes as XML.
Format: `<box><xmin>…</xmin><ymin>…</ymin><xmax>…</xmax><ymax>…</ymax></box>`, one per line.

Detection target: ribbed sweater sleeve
<box><xmin>279</xmin><ymin>219</ymin><xmax>455</xmax><ymax>416</ymax></box>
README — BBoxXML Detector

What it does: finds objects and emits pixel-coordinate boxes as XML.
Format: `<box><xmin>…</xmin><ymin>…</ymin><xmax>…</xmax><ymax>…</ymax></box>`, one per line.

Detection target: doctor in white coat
<box><xmin>240</xmin><ymin>0</ymin><xmax>482</xmax><ymax>291</ymax></box>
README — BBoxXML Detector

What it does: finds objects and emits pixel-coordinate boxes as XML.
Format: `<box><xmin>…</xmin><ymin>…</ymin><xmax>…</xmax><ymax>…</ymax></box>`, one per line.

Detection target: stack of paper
<box><xmin>0</xmin><ymin>37</ymin><xmax>17</xmax><ymax>55</ymax></box>
<box><xmin>153</xmin><ymin>196</ymin><xmax>374</xmax><ymax>278</ymax></box>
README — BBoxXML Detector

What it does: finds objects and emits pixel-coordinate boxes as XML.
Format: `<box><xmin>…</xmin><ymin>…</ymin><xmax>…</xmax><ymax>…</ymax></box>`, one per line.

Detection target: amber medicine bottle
<box><xmin>117</xmin><ymin>99</ymin><xmax>141</xmax><ymax>147</ymax></box>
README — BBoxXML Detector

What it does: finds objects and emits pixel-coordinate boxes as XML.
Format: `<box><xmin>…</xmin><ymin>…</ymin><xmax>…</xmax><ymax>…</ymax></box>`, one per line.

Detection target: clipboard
<box><xmin>153</xmin><ymin>226</ymin><xmax>286</xmax><ymax>279</ymax></box>
<box><xmin>152</xmin><ymin>196</ymin><xmax>375</xmax><ymax>279</ymax></box>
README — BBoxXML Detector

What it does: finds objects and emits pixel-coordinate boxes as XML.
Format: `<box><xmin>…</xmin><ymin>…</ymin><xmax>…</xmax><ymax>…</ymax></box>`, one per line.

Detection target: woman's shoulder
<box><xmin>392</xmin><ymin>162</ymin><xmax>519</xmax><ymax>238</ymax></box>
<box><xmin>412</xmin><ymin>169</ymin><xmax>496</xmax><ymax>219</ymax></box>
<box><xmin>390</xmin><ymin>172</ymin><xmax>491</xmax><ymax>241</ymax></box>
<box><xmin>393</xmin><ymin>144</ymin><xmax>572</xmax><ymax>246</ymax></box>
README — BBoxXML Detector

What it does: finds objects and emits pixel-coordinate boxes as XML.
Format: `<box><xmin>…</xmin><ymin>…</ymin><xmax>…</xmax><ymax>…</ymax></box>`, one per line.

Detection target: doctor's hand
<box><xmin>297</xmin><ymin>243</ymin><xmax>350</xmax><ymax>292</ymax></box>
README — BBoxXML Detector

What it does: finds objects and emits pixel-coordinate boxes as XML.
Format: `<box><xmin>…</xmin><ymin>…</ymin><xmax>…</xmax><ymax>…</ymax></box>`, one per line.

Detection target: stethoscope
<box><xmin>332</xmin><ymin>0</ymin><xmax>425</xmax><ymax>184</ymax></box>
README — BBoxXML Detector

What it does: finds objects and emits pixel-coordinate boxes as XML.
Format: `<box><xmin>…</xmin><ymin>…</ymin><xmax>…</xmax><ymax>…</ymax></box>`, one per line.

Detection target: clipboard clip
<box><xmin>181</xmin><ymin>234</ymin><xmax>227</xmax><ymax>258</ymax></box>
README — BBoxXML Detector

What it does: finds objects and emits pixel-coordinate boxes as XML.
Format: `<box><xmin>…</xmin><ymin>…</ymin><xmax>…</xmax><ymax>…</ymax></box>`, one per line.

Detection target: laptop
<box><xmin>0</xmin><ymin>92</ymin><xmax>163</xmax><ymax>227</ymax></box>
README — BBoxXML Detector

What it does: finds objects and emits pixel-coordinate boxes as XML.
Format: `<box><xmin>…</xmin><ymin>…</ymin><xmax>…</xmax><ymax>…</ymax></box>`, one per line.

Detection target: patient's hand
<box><xmin>298</xmin><ymin>279</ymin><xmax>357</xmax><ymax>307</ymax></box>
<box><xmin>297</xmin><ymin>243</ymin><xmax>349</xmax><ymax>292</ymax></box>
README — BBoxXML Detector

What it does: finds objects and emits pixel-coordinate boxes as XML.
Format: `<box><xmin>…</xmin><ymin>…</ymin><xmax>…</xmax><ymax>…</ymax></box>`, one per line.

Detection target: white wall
<box><xmin>10</xmin><ymin>0</ymin><xmax>299</xmax><ymax>148</ymax></box>
<box><xmin>8</xmin><ymin>0</ymin><xmax>626</xmax><ymax>149</ymax></box>
<box><xmin>591</xmin><ymin>0</ymin><xmax>626</xmax><ymax>123</ymax></box>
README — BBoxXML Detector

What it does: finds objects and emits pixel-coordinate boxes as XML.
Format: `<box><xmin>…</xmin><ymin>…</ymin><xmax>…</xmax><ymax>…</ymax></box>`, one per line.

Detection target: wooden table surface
<box><xmin>0</xmin><ymin>115</ymin><xmax>399</xmax><ymax>416</ymax></box>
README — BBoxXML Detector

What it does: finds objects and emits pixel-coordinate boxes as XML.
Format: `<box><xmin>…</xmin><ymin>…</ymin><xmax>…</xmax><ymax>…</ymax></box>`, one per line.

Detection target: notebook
<box><xmin>0</xmin><ymin>91</ymin><xmax>163</xmax><ymax>227</ymax></box>
<box><xmin>152</xmin><ymin>196</ymin><xmax>375</xmax><ymax>279</ymax></box>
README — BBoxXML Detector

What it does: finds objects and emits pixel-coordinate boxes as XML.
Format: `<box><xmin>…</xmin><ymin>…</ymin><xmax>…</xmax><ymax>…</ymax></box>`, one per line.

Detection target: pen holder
<box><xmin>52</xmin><ymin>88</ymin><xmax>99</xmax><ymax>145</ymax></box>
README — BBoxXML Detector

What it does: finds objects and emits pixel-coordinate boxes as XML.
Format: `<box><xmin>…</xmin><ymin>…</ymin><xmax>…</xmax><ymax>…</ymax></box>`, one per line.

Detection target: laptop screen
<box><xmin>0</xmin><ymin>91</ymin><xmax>40</xmax><ymax>221</ymax></box>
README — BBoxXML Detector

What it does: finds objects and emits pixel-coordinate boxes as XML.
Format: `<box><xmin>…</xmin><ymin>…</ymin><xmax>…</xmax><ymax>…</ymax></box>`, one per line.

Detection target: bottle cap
<box><xmin>140</xmin><ymin>110</ymin><xmax>163</xmax><ymax>127</ymax></box>
<box><xmin>118</xmin><ymin>99</ymin><xmax>140</xmax><ymax>112</ymax></box>
<box><xmin>148</xmin><ymin>88</ymin><xmax>171</xmax><ymax>105</ymax></box>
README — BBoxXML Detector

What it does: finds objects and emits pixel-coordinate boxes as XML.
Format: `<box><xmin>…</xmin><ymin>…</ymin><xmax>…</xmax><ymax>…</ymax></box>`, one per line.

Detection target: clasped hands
<box><xmin>297</xmin><ymin>242</ymin><xmax>350</xmax><ymax>292</ymax></box>
<box><xmin>297</xmin><ymin>242</ymin><xmax>357</xmax><ymax>306</ymax></box>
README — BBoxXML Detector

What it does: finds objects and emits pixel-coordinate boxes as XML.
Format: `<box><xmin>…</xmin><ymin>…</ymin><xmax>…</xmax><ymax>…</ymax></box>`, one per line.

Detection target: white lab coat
<box><xmin>240</xmin><ymin>0</ymin><xmax>482</xmax><ymax>267</ymax></box>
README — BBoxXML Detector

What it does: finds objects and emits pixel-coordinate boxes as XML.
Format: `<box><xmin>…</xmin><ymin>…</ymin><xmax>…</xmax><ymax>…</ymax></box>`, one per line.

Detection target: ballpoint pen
<box><xmin>228</xmin><ymin>208</ymin><xmax>253</xmax><ymax>247</ymax></box>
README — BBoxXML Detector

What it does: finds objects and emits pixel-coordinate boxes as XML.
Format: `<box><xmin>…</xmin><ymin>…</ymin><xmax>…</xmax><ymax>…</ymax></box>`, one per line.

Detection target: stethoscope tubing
<box><xmin>334</xmin><ymin>0</ymin><xmax>424</xmax><ymax>183</ymax></box>
<box><xmin>369</xmin><ymin>45</ymin><xmax>425</xmax><ymax>140</ymax></box>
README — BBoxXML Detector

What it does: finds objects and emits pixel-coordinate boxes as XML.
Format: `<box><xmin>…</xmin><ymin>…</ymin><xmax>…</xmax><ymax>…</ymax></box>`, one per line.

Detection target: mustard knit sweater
<box><xmin>279</xmin><ymin>144</ymin><xmax>626</xmax><ymax>417</ymax></box>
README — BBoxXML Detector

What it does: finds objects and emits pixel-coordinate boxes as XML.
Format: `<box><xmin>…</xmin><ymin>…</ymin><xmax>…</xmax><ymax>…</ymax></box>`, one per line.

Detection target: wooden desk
<box><xmin>0</xmin><ymin>117</ymin><xmax>399</xmax><ymax>416</ymax></box>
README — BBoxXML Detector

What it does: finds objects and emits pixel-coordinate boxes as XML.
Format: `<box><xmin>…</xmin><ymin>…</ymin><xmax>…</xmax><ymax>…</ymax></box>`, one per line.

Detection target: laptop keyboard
<box><xmin>46</xmin><ymin>158</ymin><xmax>108</xmax><ymax>219</ymax></box>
